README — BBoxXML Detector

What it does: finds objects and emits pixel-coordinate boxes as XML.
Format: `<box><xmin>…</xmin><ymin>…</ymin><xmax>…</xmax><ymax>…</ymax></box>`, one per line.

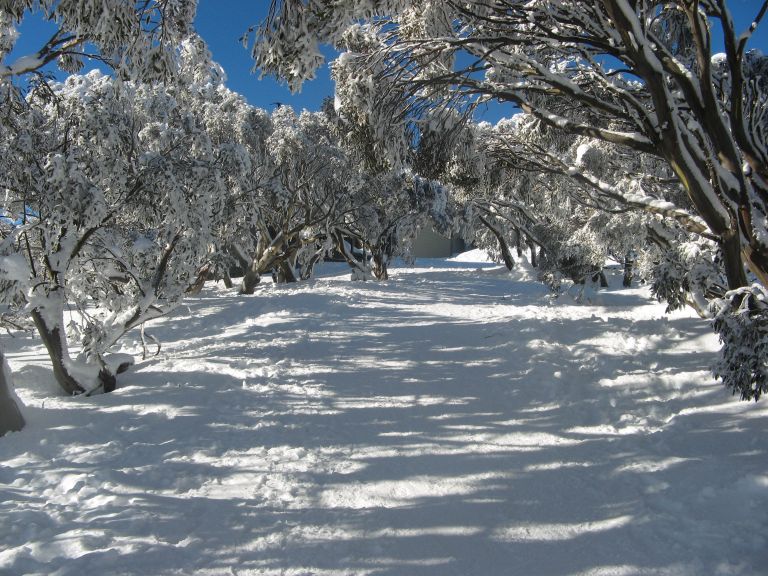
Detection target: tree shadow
<box><xmin>1</xmin><ymin>269</ymin><xmax>766</xmax><ymax>575</ymax></box>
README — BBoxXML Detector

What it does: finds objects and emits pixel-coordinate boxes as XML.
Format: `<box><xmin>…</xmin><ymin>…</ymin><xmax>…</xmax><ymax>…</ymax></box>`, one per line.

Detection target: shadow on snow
<box><xmin>1</xmin><ymin>264</ymin><xmax>766</xmax><ymax>575</ymax></box>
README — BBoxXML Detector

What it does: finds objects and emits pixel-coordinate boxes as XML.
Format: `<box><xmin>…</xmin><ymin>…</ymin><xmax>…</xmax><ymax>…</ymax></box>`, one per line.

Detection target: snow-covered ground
<box><xmin>1</xmin><ymin>252</ymin><xmax>767</xmax><ymax>576</ymax></box>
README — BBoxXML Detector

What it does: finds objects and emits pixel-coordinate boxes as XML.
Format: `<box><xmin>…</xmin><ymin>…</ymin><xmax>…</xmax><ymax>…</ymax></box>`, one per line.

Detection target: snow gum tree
<box><xmin>252</xmin><ymin>0</ymin><xmax>768</xmax><ymax>400</ymax></box>
<box><xmin>321</xmin><ymin>101</ymin><xmax>461</xmax><ymax>281</ymax></box>
<box><xmin>0</xmin><ymin>0</ymin><xmax>197</xmax><ymax>423</ymax></box>
<box><xmin>337</xmin><ymin>171</ymin><xmax>423</xmax><ymax>280</ymax></box>
<box><xmin>476</xmin><ymin>115</ymin><xmax>702</xmax><ymax>298</ymax></box>
<box><xmin>1</xmin><ymin>68</ymin><xmax>222</xmax><ymax>395</ymax></box>
<box><xmin>342</xmin><ymin>170</ymin><xmax>460</xmax><ymax>280</ymax></box>
<box><xmin>199</xmin><ymin>85</ymin><xmax>273</xmax><ymax>290</ymax></box>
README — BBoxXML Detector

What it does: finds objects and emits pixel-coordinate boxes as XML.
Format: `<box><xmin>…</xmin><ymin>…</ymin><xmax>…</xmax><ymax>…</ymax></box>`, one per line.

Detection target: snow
<box><xmin>2</xmin><ymin>251</ymin><xmax>767</xmax><ymax>575</ymax></box>
<box><xmin>7</xmin><ymin>54</ymin><xmax>45</xmax><ymax>75</ymax></box>
<box><xmin>0</xmin><ymin>254</ymin><xmax>29</xmax><ymax>284</ymax></box>
<box><xmin>575</xmin><ymin>142</ymin><xmax>592</xmax><ymax>167</ymax></box>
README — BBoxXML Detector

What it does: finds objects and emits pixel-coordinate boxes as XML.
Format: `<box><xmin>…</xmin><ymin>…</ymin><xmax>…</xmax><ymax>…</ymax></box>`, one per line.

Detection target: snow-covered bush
<box><xmin>648</xmin><ymin>239</ymin><xmax>724</xmax><ymax>317</ymax></box>
<box><xmin>0</xmin><ymin>68</ymin><xmax>223</xmax><ymax>394</ymax></box>
<box><xmin>712</xmin><ymin>285</ymin><xmax>768</xmax><ymax>400</ymax></box>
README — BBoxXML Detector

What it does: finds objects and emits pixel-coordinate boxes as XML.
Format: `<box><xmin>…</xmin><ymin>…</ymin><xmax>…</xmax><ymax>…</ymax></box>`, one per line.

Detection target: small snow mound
<box><xmin>448</xmin><ymin>248</ymin><xmax>495</xmax><ymax>263</ymax></box>
<box><xmin>104</xmin><ymin>353</ymin><xmax>134</xmax><ymax>375</ymax></box>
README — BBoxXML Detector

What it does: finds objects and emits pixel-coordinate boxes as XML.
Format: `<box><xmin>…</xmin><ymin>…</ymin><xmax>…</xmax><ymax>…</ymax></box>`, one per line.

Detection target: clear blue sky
<box><xmin>7</xmin><ymin>0</ymin><xmax>768</xmax><ymax>123</ymax></box>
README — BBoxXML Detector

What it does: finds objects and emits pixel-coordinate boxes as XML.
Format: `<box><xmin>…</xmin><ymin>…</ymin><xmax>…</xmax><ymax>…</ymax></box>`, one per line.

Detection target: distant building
<box><xmin>412</xmin><ymin>228</ymin><xmax>466</xmax><ymax>258</ymax></box>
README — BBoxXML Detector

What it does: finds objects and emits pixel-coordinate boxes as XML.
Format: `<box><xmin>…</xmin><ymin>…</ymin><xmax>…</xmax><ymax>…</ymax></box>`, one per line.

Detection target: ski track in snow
<box><xmin>1</xmin><ymin>254</ymin><xmax>767</xmax><ymax>576</ymax></box>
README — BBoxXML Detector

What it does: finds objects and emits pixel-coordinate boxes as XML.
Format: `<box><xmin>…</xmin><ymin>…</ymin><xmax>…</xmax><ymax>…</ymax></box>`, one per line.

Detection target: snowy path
<box><xmin>2</xmin><ymin>256</ymin><xmax>767</xmax><ymax>575</ymax></box>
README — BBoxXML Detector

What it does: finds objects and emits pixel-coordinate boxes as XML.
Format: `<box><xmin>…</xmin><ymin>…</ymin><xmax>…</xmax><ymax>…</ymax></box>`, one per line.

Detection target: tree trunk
<box><xmin>300</xmin><ymin>249</ymin><xmax>325</xmax><ymax>280</ymax></box>
<box><xmin>0</xmin><ymin>349</ymin><xmax>25</xmax><ymax>436</ymax></box>
<box><xmin>514</xmin><ymin>229</ymin><xmax>523</xmax><ymax>257</ymax></box>
<box><xmin>593</xmin><ymin>270</ymin><xmax>609</xmax><ymax>288</ymax></box>
<box><xmin>31</xmin><ymin>308</ymin><xmax>119</xmax><ymax>395</ymax></box>
<box><xmin>623</xmin><ymin>252</ymin><xmax>635</xmax><ymax>287</ymax></box>
<box><xmin>240</xmin><ymin>261</ymin><xmax>261</xmax><ymax>295</ymax></box>
<box><xmin>186</xmin><ymin>263</ymin><xmax>211</xmax><ymax>295</ymax></box>
<box><xmin>228</xmin><ymin>242</ymin><xmax>261</xmax><ymax>294</ymax></box>
<box><xmin>372</xmin><ymin>251</ymin><xmax>389</xmax><ymax>280</ymax></box>
<box><xmin>479</xmin><ymin>215</ymin><xmax>514</xmax><ymax>270</ymax></box>
<box><xmin>96</xmin><ymin>366</ymin><xmax>117</xmax><ymax>394</ymax></box>
<box><xmin>528</xmin><ymin>240</ymin><xmax>538</xmax><ymax>268</ymax></box>
<box><xmin>721</xmin><ymin>229</ymin><xmax>749</xmax><ymax>290</ymax></box>
<box><xmin>31</xmin><ymin>308</ymin><xmax>86</xmax><ymax>395</ymax></box>
<box><xmin>277</xmin><ymin>260</ymin><xmax>298</xmax><ymax>283</ymax></box>
<box><xmin>334</xmin><ymin>231</ymin><xmax>372</xmax><ymax>281</ymax></box>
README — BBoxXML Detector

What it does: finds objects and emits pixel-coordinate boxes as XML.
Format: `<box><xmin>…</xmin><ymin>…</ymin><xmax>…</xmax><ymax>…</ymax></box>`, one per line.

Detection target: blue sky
<box><xmin>7</xmin><ymin>0</ymin><xmax>768</xmax><ymax>123</ymax></box>
<box><xmin>8</xmin><ymin>2</ymin><xmax>334</xmax><ymax>113</ymax></box>
<box><xmin>194</xmin><ymin>2</ymin><xmax>335</xmax><ymax>113</ymax></box>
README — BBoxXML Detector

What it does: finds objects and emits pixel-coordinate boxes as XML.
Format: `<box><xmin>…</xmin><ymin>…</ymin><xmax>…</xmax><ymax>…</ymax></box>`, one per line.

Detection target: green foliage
<box><xmin>712</xmin><ymin>286</ymin><xmax>768</xmax><ymax>401</ymax></box>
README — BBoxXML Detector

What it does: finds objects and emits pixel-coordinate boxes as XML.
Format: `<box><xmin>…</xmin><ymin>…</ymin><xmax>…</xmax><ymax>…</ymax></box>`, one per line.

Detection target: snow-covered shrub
<box><xmin>648</xmin><ymin>239</ymin><xmax>723</xmax><ymax>317</ymax></box>
<box><xmin>0</xmin><ymin>68</ymin><xmax>225</xmax><ymax>394</ymax></box>
<box><xmin>711</xmin><ymin>285</ymin><xmax>768</xmax><ymax>400</ymax></box>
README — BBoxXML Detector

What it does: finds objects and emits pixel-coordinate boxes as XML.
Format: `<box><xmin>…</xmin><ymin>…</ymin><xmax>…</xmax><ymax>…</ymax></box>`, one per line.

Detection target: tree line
<box><xmin>1</xmin><ymin>0</ymin><xmax>766</xmax><ymax>435</ymax></box>
<box><xmin>252</xmin><ymin>0</ymin><xmax>768</xmax><ymax>402</ymax></box>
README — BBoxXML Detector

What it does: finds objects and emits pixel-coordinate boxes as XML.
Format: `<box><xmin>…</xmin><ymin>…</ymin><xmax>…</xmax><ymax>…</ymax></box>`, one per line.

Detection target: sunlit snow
<box><xmin>1</xmin><ymin>252</ymin><xmax>766</xmax><ymax>575</ymax></box>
